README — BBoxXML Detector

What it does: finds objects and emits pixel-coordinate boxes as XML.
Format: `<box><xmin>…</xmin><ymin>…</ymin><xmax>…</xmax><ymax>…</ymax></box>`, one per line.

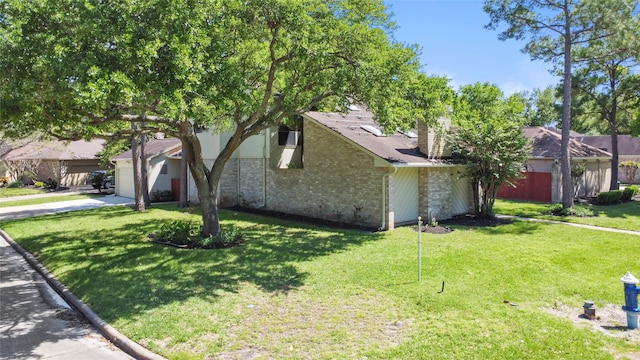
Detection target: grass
<box><xmin>1</xmin><ymin>205</ymin><xmax>639</xmax><ymax>359</ymax></box>
<box><xmin>0</xmin><ymin>194</ymin><xmax>105</xmax><ymax>208</ymax></box>
<box><xmin>0</xmin><ymin>187</ymin><xmax>48</xmax><ymax>197</ymax></box>
<box><xmin>494</xmin><ymin>198</ymin><xmax>640</xmax><ymax>232</ymax></box>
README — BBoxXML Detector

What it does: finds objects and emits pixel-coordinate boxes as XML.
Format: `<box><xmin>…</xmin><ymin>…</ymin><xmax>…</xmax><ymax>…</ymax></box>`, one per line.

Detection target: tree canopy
<box><xmin>0</xmin><ymin>0</ymin><xmax>440</xmax><ymax>235</ymax></box>
<box><xmin>448</xmin><ymin>83</ymin><xmax>530</xmax><ymax>218</ymax></box>
<box><xmin>484</xmin><ymin>0</ymin><xmax>639</xmax><ymax>207</ymax></box>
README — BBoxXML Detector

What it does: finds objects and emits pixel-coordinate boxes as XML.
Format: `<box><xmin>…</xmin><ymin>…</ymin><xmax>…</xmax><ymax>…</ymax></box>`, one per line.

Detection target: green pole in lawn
<box><xmin>418</xmin><ymin>216</ymin><xmax>422</xmax><ymax>282</ymax></box>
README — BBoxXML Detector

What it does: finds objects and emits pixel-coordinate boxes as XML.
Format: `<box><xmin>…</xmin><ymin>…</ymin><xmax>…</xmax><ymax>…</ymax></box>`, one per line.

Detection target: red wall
<box><xmin>497</xmin><ymin>172</ymin><xmax>552</xmax><ymax>203</ymax></box>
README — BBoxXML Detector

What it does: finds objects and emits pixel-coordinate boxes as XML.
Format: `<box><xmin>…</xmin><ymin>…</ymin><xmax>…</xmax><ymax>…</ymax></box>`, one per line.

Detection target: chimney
<box><xmin>417</xmin><ymin>116</ymin><xmax>452</xmax><ymax>158</ymax></box>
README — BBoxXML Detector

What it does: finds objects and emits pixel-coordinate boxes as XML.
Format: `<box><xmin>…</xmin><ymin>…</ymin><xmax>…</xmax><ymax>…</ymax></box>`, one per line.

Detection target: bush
<box><xmin>151</xmin><ymin>221</ymin><xmax>245</xmax><ymax>249</ymax></box>
<box><xmin>597</xmin><ymin>190</ymin><xmax>623</xmax><ymax>205</ymax></box>
<box><xmin>154</xmin><ymin>220</ymin><xmax>201</xmax><ymax>245</ymax></box>
<box><xmin>194</xmin><ymin>226</ymin><xmax>245</xmax><ymax>249</ymax></box>
<box><xmin>152</xmin><ymin>189</ymin><xmax>174</xmax><ymax>202</ymax></box>
<box><xmin>44</xmin><ymin>178</ymin><xmax>58</xmax><ymax>190</ymax></box>
<box><xmin>546</xmin><ymin>204</ymin><xmax>594</xmax><ymax>217</ymax></box>
<box><xmin>0</xmin><ymin>176</ymin><xmax>8</xmax><ymax>187</ymax></box>
<box><xmin>7</xmin><ymin>180</ymin><xmax>23</xmax><ymax>188</ymax></box>
<box><xmin>34</xmin><ymin>181</ymin><xmax>45</xmax><ymax>188</ymax></box>
<box><xmin>622</xmin><ymin>185</ymin><xmax>639</xmax><ymax>201</ymax></box>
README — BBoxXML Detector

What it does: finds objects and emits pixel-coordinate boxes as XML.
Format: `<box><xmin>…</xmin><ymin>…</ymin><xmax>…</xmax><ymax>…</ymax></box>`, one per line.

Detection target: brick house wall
<box><xmin>263</xmin><ymin>120</ymin><xmax>388</xmax><ymax>229</ymax></box>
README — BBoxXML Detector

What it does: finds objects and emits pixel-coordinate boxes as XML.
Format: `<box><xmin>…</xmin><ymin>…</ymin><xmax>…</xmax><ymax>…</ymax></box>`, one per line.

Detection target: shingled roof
<box><xmin>1</xmin><ymin>139</ymin><xmax>106</xmax><ymax>160</ymax></box>
<box><xmin>523</xmin><ymin>127</ymin><xmax>611</xmax><ymax>158</ymax></box>
<box><xmin>304</xmin><ymin>110</ymin><xmax>448</xmax><ymax>165</ymax></box>
<box><xmin>112</xmin><ymin>138</ymin><xmax>181</xmax><ymax>161</ymax></box>
<box><xmin>574</xmin><ymin>135</ymin><xmax>640</xmax><ymax>156</ymax></box>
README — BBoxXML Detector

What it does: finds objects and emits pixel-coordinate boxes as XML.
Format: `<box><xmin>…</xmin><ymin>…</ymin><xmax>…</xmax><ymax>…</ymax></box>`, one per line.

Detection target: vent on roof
<box><xmin>360</xmin><ymin>125</ymin><xmax>385</xmax><ymax>137</ymax></box>
<box><xmin>398</xmin><ymin>129</ymin><xmax>418</xmax><ymax>138</ymax></box>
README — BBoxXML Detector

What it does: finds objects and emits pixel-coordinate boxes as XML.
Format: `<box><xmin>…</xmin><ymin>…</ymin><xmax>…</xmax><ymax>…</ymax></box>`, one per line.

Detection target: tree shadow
<box><xmin>5</xmin><ymin>206</ymin><xmax>384</xmax><ymax>323</ymax></box>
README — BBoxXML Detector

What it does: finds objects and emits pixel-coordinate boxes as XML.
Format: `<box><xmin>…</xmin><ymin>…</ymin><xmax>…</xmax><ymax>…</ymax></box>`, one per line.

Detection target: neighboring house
<box><xmin>112</xmin><ymin>138</ymin><xmax>182</xmax><ymax>200</ymax></box>
<box><xmin>574</xmin><ymin>135</ymin><xmax>640</xmax><ymax>184</ymax></box>
<box><xmin>184</xmin><ymin>108</ymin><xmax>473</xmax><ymax>230</ymax></box>
<box><xmin>498</xmin><ymin>127</ymin><xmax>612</xmax><ymax>203</ymax></box>
<box><xmin>0</xmin><ymin>139</ymin><xmax>107</xmax><ymax>186</ymax></box>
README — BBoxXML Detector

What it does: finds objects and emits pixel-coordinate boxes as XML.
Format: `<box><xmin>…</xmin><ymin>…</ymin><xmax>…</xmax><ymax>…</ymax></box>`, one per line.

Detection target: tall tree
<box><xmin>570</xmin><ymin>9</ymin><xmax>640</xmax><ymax>189</ymax></box>
<box><xmin>448</xmin><ymin>83</ymin><xmax>530</xmax><ymax>218</ymax></box>
<box><xmin>523</xmin><ymin>86</ymin><xmax>562</xmax><ymax>127</ymax></box>
<box><xmin>484</xmin><ymin>0</ymin><xmax>634</xmax><ymax>208</ymax></box>
<box><xmin>0</xmin><ymin>0</ymin><xmax>427</xmax><ymax>236</ymax></box>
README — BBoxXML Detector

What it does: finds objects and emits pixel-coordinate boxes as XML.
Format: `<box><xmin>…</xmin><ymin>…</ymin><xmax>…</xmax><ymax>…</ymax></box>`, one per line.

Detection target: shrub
<box><xmin>34</xmin><ymin>181</ymin><xmax>45</xmax><ymax>188</ymax></box>
<box><xmin>155</xmin><ymin>220</ymin><xmax>201</xmax><ymax>245</ymax></box>
<box><xmin>194</xmin><ymin>226</ymin><xmax>245</xmax><ymax>249</ymax></box>
<box><xmin>151</xmin><ymin>221</ymin><xmax>245</xmax><ymax>249</ymax></box>
<box><xmin>546</xmin><ymin>204</ymin><xmax>594</xmax><ymax>217</ymax></box>
<box><xmin>597</xmin><ymin>190</ymin><xmax>623</xmax><ymax>205</ymax></box>
<box><xmin>44</xmin><ymin>178</ymin><xmax>58</xmax><ymax>190</ymax></box>
<box><xmin>152</xmin><ymin>189</ymin><xmax>174</xmax><ymax>202</ymax></box>
<box><xmin>0</xmin><ymin>176</ymin><xmax>8</xmax><ymax>186</ymax></box>
<box><xmin>7</xmin><ymin>180</ymin><xmax>23</xmax><ymax>188</ymax></box>
<box><xmin>622</xmin><ymin>185</ymin><xmax>639</xmax><ymax>201</ymax></box>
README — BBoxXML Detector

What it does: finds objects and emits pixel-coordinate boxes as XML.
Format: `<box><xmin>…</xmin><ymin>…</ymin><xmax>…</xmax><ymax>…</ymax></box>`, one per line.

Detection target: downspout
<box><xmin>379</xmin><ymin>167</ymin><xmax>397</xmax><ymax>231</ymax></box>
<box><xmin>262</xmin><ymin>128</ymin><xmax>268</xmax><ymax>208</ymax></box>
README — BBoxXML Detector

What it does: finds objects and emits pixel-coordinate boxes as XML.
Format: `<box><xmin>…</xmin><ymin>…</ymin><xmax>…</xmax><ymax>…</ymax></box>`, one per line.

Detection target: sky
<box><xmin>384</xmin><ymin>0</ymin><xmax>561</xmax><ymax>95</ymax></box>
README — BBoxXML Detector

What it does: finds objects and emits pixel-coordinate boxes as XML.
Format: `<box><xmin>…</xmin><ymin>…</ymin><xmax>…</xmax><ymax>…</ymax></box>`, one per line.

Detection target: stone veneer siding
<box><xmin>263</xmin><ymin>120</ymin><xmax>389</xmax><ymax>229</ymax></box>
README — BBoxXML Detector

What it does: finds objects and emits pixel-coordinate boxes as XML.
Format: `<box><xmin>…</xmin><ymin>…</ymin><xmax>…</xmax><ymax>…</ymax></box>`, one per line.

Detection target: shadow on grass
<box><xmin>5</xmin><ymin>206</ymin><xmax>383</xmax><ymax>322</ymax></box>
<box><xmin>445</xmin><ymin>220</ymin><xmax>543</xmax><ymax>236</ymax></box>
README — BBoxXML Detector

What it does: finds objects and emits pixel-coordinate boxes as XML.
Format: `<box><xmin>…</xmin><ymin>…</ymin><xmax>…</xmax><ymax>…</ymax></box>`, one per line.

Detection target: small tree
<box><xmin>571</xmin><ymin>162</ymin><xmax>586</xmax><ymax>198</ymax></box>
<box><xmin>448</xmin><ymin>83</ymin><xmax>530</xmax><ymax>218</ymax></box>
<box><xmin>620</xmin><ymin>160</ymin><xmax>640</xmax><ymax>184</ymax></box>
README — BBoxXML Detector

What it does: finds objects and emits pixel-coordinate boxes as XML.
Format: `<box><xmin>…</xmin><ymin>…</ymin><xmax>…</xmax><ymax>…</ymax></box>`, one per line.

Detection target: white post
<box><xmin>418</xmin><ymin>216</ymin><xmax>422</xmax><ymax>282</ymax></box>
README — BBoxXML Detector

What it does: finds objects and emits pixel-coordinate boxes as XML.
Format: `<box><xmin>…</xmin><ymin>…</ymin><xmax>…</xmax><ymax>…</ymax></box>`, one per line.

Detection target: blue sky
<box><xmin>384</xmin><ymin>0</ymin><xmax>560</xmax><ymax>95</ymax></box>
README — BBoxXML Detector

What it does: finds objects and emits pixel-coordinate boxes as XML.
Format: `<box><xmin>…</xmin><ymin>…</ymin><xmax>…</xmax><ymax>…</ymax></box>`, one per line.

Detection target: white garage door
<box><xmin>392</xmin><ymin>168</ymin><xmax>419</xmax><ymax>225</ymax></box>
<box><xmin>116</xmin><ymin>166</ymin><xmax>135</xmax><ymax>199</ymax></box>
<box><xmin>451</xmin><ymin>174</ymin><xmax>471</xmax><ymax>215</ymax></box>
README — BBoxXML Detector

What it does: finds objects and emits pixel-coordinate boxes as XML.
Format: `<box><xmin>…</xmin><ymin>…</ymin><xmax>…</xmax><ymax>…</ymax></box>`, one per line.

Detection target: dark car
<box><xmin>88</xmin><ymin>170</ymin><xmax>115</xmax><ymax>189</ymax></box>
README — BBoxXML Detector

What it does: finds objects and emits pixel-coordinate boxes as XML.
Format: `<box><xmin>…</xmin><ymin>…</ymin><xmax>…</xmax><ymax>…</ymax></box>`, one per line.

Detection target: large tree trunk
<box><xmin>178</xmin><ymin>142</ymin><xmax>189</xmax><ymax>208</ymax></box>
<box><xmin>609</xmin><ymin>92</ymin><xmax>620</xmax><ymax>190</ymax></box>
<box><xmin>131</xmin><ymin>123</ymin><xmax>145</xmax><ymax>212</ymax></box>
<box><xmin>140</xmin><ymin>124</ymin><xmax>151</xmax><ymax>205</ymax></box>
<box><xmin>180</xmin><ymin>120</ymin><xmax>247</xmax><ymax>236</ymax></box>
<box><xmin>561</xmin><ymin>6</ymin><xmax>574</xmax><ymax>209</ymax></box>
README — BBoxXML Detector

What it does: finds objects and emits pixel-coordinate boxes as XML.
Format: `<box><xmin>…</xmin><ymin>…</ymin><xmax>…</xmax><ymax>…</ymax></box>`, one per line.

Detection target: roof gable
<box><xmin>304</xmin><ymin>110</ymin><xmax>447</xmax><ymax>166</ymax></box>
<box><xmin>575</xmin><ymin>135</ymin><xmax>640</xmax><ymax>156</ymax></box>
<box><xmin>1</xmin><ymin>139</ymin><xmax>106</xmax><ymax>160</ymax></box>
<box><xmin>112</xmin><ymin>138</ymin><xmax>182</xmax><ymax>161</ymax></box>
<box><xmin>523</xmin><ymin>127</ymin><xmax>611</xmax><ymax>158</ymax></box>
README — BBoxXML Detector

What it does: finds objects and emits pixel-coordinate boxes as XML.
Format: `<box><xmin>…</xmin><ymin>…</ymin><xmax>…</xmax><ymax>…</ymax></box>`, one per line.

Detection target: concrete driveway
<box><xmin>0</xmin><ymin>191</ymin><xmax>138</xmax><ymax>359</ymax></box>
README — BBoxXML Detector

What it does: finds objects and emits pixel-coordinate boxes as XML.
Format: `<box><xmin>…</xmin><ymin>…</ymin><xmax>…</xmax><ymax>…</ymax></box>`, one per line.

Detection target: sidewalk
<box><xmin>0</xmin><ymin>190</ymin><xmax>140</xmax><ymax>360</ymax></box>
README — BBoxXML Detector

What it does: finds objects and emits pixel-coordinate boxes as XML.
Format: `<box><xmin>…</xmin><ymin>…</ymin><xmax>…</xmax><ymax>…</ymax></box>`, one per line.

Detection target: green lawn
<box><xmin>1</xmin><ymin>205</ymin><xmax>639</xmax><ymax>359</ymax></box>
<box><xmin>0</xmin><ymin>187</ymin><xmax>48</xmax><ymax>197</ymax></box>
<box><xmin>494</xmin><ymin>198</ymin><xmax>640</xmax><ymax>232</ymax></box>
<box><xmin>0</xmin><ymin>194</ymin><xmax>105</xmax><ymax>208</ymax></box>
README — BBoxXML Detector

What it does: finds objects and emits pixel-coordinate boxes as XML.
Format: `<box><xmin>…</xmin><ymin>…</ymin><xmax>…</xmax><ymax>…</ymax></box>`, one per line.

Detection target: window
<box><xmin>160</xmin><ymin>164</ymin><xmax>168</xmax><ymax>175</ymax></box>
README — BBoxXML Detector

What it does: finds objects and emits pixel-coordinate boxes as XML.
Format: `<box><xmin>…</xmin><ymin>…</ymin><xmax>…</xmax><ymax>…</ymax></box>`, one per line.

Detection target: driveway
<box><xmin>0</xmin><ymin>191</ymin><xmax>137</xmax><ymax>360</ymax></box>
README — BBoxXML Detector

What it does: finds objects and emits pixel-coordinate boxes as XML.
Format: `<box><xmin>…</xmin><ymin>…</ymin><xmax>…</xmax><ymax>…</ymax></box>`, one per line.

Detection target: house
<box><xmin>497</xmin><ymin>127</ymin><xmax>612</xmax><ymax>203</ymax></box>
<box><xmin>197</xmin><ymin>109</ymin><xmax>472</xmax><ymax>230</ymax></box>
<box><xmin>0</xmin><ymin>138</ymin><xmax>107</xmax><ymax>186</ymax></box>
<box><xmin>112</xmin><ymin>138</ymin><xmax>182</xmax><ymax>200</ymax></box>
<box><xmin>574</xmin><ymin>135</ymin><xmax>640</xmax><ymax>184</ymax></box>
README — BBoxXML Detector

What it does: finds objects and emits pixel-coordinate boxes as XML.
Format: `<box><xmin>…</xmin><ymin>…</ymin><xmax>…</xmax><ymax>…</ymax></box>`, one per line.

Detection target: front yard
<box><xmin>1</xmin><ymin>204</ymin><xmax>639</xmax><ymax>359</ymax></box>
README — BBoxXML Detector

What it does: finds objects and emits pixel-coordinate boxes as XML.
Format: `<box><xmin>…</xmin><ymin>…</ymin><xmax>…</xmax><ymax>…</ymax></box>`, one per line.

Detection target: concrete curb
<box><xmin>0</xmin><ymin>229</ymin><xmax>167</xmax><ymax>360</ymax></box>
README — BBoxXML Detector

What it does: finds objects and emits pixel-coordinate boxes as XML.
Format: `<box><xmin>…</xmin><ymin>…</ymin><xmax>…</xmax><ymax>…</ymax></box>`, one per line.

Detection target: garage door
<box><xmin>116</xmin><ymin>167</ymin><xmax>135</xmax><ymax>199</ymax></box>
<box><xmin>392</xmin><ymin>168</ymin><xmax>419</xmax><ymax>225</ymax></box>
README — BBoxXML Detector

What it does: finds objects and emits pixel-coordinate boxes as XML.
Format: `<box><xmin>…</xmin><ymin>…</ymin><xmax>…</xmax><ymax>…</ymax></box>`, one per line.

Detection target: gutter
<box><xmin>379</xmin><ymin>168</ymin><xmax>397</xmax><ymax>231</ymax></box>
